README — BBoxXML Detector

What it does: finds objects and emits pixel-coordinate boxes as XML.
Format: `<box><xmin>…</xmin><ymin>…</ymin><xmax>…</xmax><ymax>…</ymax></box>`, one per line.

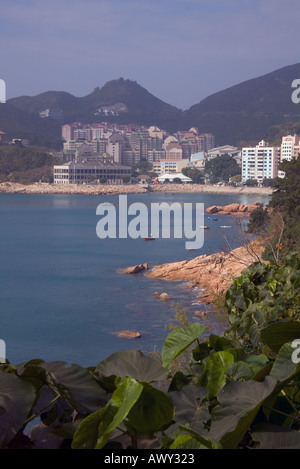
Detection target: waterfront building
<box><xmin>242</xmin><ymin>140</ymin><xmax>280</xmax><ymax>184</ymax></box>
<box><xmin>54</xmin><ymin>156</ymin><xmax>131</xmax><ymax>185</ymax></box>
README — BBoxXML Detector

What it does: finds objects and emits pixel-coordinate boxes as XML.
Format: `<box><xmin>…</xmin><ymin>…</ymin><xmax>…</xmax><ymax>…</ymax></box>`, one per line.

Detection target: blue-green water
<box><xmin>0</xmin><ymin>191</ymin><xmax>269</xmax><ymax>367</ymax></box>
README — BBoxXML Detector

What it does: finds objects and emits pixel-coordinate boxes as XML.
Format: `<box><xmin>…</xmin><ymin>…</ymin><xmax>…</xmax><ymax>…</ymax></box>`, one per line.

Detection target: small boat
<box><xmin>220</xmin><ymin>225</ymin><xmax>231</xmax><ymax>229</ymax></box>
<box><xmin>199</xmin><ymin>226</ymin><xmax>209</xmax><ymax>229</ymax></box>
<box><xmin>144</xmin><ymin>236</ymin><xmax>155</xmax><ymax>241</ymax></box>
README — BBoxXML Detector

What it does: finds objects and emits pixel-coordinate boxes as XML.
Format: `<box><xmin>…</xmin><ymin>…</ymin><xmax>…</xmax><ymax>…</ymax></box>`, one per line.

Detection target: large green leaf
<box><xmin>261</xmin><ymin>321</ymin><xmax>300</xmax><ymax>353</ymax></box>
<box><xmin>170</xmin><ymin>434</ymin><xmax>209</xmax><ymax>449</ymax></box>
<box><xmin>128</xmin><ymin>383</ymin><xmax>174</xmax><ymax>436</ymax></box>
<box><xmin>22</xmin><ymin>361</ymin><xmax>107</xmax><ymax>413</ymax></box>
<box><xmin>94</xmin><ymin>349</ymin><xmax>168</xmax><ymax>387</ymax></box>
<box><xmin>169</xmin><ymin>385</ymin><xmax>209</xmax><ymax>431</ymax></box>
<box><xmin>200</xmin><ymin>351</ymin><xmax>234</xmax><ymax>397</ymax></box>
<box><xmin>71</xmin><ymin>407</ymin><xmax>108</xmax><ymax>449</ymax></box>
<box><xmin>176</xmin><ymin>425</ymin><xmax>222</xmax><ymax>449</ymax></box>
<box><xmin>72</xmin><ymin>377</ymin><xmax>143</xmax><ymax>449</ymax></box>
<box><xmin>0</xmin><ymin>371</ymin><xmax>36</xmax><ymax>447</ymax></box>
<box><xmin>270</xmin><ymin>343</ymin><xmax>300</xmax><ymax>382</ymax></box>
<box><xmin>210</xmin><ymin>376</ymin><xmax>277</xmax><ymax>449</ymax></box>
<box><xmin>252</xmin><ymin>423</ymin><xmax>300</xmax><ymax>449</ymax></box>
<box><xmin>162</xmin><ymin>323</ymin><xmax>206</xmax><ymax>369</ymax></box>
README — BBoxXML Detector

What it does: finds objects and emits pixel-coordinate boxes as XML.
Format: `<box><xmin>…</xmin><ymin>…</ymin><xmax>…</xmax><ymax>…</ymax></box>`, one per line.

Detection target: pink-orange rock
<box><xmin>206</xmin><ymin>203</ymin><xmax>260</xmax><ymax>216</ymax></box>
<box><xmin>113</xmin><ymin>331</ymin><xmax>141</xmax><ymax>338</ymax></box>
<box><xmin>122</xmin><ymin>263</ymin><xmax>148</xmax><ymax>274</ymax></box>
<box><xmin>146</xmin><ymin>241</ymin><xmax>265</xmax><ymax>304</ymax></box>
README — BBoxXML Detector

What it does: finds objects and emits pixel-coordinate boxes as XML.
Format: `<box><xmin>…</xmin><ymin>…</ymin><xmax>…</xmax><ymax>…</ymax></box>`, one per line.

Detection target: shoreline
<box><xmin>0</xmin><ymin>181</ymin><xmax>273</xmax><ymax>197</ymax></box>
<box><xmin>145</xmin><ymin>241</ymin><xmax>265</xmax><ymax>305</ymax></box>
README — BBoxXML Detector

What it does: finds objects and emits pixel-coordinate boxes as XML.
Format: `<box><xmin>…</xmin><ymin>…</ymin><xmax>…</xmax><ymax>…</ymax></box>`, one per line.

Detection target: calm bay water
<box><xmin>0</xmin><ymin>191</ymin><xmax>269</xmax><ymax>367</ymax></box>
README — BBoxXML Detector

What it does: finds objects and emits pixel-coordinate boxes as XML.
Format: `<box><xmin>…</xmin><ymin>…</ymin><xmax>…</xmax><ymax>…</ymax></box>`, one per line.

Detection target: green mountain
<box><xmin>183</xmin><ymin>62</ymin><xmax>300</xmax><ymax>145</ymax></box>
<box><xmin>4</xmin><ymin>63</ymin><xmax>300</xmax><ymax>148</ymax></box>
<box><xmin>8</xmin><ymin>78</ymin><xmax>182</xmax><ymax>133</ymax></box>
<box><xmin>0</xmin><ymin>102</ymin><xmax>62</xmax><ymax>149</ymax></box>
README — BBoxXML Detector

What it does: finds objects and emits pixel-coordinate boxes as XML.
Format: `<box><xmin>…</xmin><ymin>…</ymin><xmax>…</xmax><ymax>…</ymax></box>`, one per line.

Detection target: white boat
<box><xmin>220</xmin><ymin>225</ymin><xmax>231</xmax><ymax>228</ymax></box>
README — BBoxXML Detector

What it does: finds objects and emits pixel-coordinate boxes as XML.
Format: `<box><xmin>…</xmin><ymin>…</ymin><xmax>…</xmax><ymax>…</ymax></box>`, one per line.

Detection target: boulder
<box><xmin>221</xmin><ymin>203</ymin><xmax>240</xmax><ymax>213</ymax></box>
<box><xmin>206</xmin><ymin>203</ymin><xmax>260</xmax><ymax>216</ymax></box>
<box><xmin>206</xmin><ymin>205</ymin><xmax>219</xmax><ymax>213</ymax></box>
<box><xmin>194</xmin><ymin>310</ymin><xmax>206</xmax><ymax>317</ymax></box>
<box><xmin>158</xmin><ymin>292</ymin><xmax>172</xmax><ymax>301</ymax></box>
<box><xmin>122</xmin><ymin>263</ymin><xmax>148</xmax><ymax>274</ymax></box>
<box><xmin>113</xmin><ymin>330</ymin><xmax>141</xmax><ymax>338</ymax></box>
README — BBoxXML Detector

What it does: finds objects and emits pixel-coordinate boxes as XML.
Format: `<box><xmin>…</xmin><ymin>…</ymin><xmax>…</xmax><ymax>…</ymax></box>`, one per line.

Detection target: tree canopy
<box><xmin>268</xmin><ymin>157</ymin><xmax>300</xmax><ymax>256</ymax></box>
<box><xmin>205</xmin><ymin>154</ymin><xmax>241</xmax><ymax>184</ymax></box>
<box><xmin>182</xmin><ymin>166</ymin><xmax>204</xmax><ymax>184</ymax></box>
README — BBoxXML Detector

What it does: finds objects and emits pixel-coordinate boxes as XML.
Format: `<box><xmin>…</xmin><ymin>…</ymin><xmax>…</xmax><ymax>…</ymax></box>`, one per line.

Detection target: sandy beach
<box><xmin>0</xmin><ymin>181</ymin><xmax>273</xmax><ymax>197</ymax></box>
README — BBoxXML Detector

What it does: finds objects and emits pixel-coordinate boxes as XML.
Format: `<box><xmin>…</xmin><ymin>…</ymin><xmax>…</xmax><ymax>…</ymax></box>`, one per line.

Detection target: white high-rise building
<box><xmin>242</xmin><ymin>140</ymin><xmax>280</xmax><ymax>184</ymax></box>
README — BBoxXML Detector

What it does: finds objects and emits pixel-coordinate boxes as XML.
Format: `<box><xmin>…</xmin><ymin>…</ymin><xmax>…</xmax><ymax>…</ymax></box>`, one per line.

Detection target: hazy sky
<box><xmin>1</xmin><ymin>0</ymin><xmax>300</xmax><ymax>109</ymax></box>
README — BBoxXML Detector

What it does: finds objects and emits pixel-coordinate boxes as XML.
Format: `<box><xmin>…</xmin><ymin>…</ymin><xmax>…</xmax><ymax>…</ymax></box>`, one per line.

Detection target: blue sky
<box><xmin>1</xmin><ymin>0</ymin><xmax>300</xmax><ymax>109</ymax></box>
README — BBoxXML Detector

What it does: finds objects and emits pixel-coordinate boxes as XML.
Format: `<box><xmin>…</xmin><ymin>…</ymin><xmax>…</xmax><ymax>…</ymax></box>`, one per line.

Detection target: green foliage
<box><xmin>245</xmin><ymin>178</ymin><xmax>258</xmax><ymax>186</ymax></box>
<box><xmin>224</xmin><ymin>253</ymin><xmax>300</xmax><ymax>353</ymax></box>
<box><xmin>2</xmin><ymin>254</ymin><xmax>300</xmax><ymax>449</ymax></box>
<box><xmin>161</xmin><ymin>323</ymin><xmax>206</xmax><ymax>369</ymax></box>
<box><xmin>181</xmin><ymin>167</ymin><xmax>204</xmax><ymax>184</ymax></box>
<box><xmin>0</xmin><ymin>145</ymin><xmax>57</xmax><ymax>183</ymax></box>
<box><xmin>205</xmin><ymin>154</ymin><xmax>241</xmax><ymax>184</ymax></box>
<box><xmin>269</xmin><ymin>157</ymin><xmax>300</xmax><ymax>256</ymax></box>
<box><xmin>247</xmin><ymin>204</ymin><xmax>269</xmax><ymax>235</ymax></box>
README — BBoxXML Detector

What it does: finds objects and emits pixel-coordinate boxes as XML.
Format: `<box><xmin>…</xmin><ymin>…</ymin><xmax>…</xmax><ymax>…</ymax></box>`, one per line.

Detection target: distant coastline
<box><xmin>0</xmin><ymin>182</ymin><xmax>273</xmax><ymax>197</ymax></box>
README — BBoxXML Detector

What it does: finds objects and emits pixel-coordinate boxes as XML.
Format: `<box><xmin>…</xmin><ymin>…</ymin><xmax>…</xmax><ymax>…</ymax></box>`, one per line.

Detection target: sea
<box><xmin>0</xmin><ymin>191</ymin><xmax>270</xmax><ymax>367</ymax></box>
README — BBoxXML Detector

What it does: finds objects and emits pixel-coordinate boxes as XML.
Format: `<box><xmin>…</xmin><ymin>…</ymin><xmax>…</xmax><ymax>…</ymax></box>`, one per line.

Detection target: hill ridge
<box><xmin>4</xmin><ymin>63</ymin><xmax>300</xmax><ymax>147</ymax></box>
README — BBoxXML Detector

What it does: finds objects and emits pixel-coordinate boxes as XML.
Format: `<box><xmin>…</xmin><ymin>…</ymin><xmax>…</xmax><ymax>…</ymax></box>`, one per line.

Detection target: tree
<box><xmin>205</xmin><ymin>154</ymin><xmax>241</xmax><ymax>184</ymax></box>
<box><xmin>262</xmin><ymin>178</ymin><xmax>275</xmax><ymax>187</ymax></box>
<box><xmin>182</xmin><ymin>167</ymin><xmax>204</xmax><ymax>184</ymax></box>
<box><xmin>172</xmin><ymin>177</ymin><xmax>182</xmax><ymax>184</ymax></box>
<box><xmin>268</xmin><ymin>157</ymin><xmax>300</xmax><ymax>255</ymax></box>
<box><xmin>230</xmin><ymin>174</ymin><xmax>242</xmax><ymax>185</ymax></box>
<box><xmin>245</xmin><ymin>179</ymin><xmax>258</xmax><ymax>186</ymax></box>
<box><xmin>247</xmin><ymin>204</ymin><xmax>269</xmax><ymax>235</ymax></box>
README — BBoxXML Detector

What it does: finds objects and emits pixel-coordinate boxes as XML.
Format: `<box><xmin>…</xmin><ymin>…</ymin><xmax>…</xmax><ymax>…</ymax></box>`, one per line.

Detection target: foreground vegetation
<box><xmin>1</xmin><ymin>158</ymin><xmax>300</xmax><ymax>450</ymax></box>
<box><xmin>0</xmin><ymin>145</ymin><xmax>57</xmax><ymax>183</ymax></box>
<box><xmin>1</xmin><ymin>250</ymin><xmax>300</xmax><ymax>450</ymax></box>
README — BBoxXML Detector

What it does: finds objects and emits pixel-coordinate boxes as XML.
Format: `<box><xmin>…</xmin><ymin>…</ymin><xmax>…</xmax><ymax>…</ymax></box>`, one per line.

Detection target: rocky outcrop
<box><xmin>146</xmin><ymin>241</ymin><xmax>264</xmax><ymax>304</ymax></box>
<box><xmin>206</xmin><ymin>203</ymin><xmax>261</xmax><ymax>216</ymax></box>
<box><xmin>122</xmin><ymin>263</ymin><xmax>148</xmax><ymax>274</ymax></box>
<box><xmin>113</xmin><ymin>331</ymin><xmax>141</xmax><ymax>338</ymax></box>
<box><xmin>154</xmin><ymin>292</ymin><xmax>172</xmax><ymax>301</ymax></box>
